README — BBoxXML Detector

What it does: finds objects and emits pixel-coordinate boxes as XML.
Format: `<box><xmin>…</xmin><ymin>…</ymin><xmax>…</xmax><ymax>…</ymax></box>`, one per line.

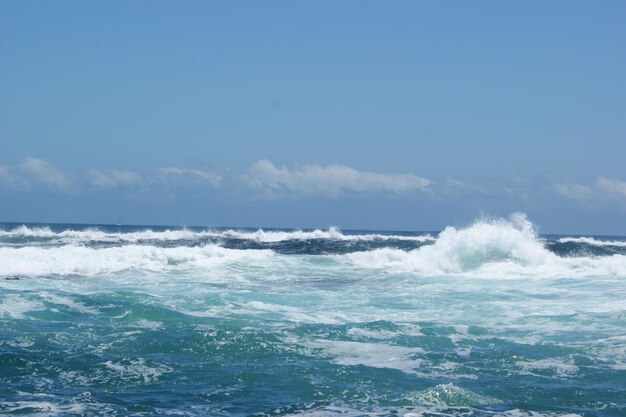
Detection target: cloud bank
<box><xmin>0</xmin><ymin>157</ymin><xmax>71</xmax><ymax>190</ymax></box>
<box><xmin>555</xmin><ymin>177</ymin><xmax>626</xmax><ymax>202</ymax></box>
<box><xmin>245</xmin><ymin>159</ymin><xmax>431</xmax><ymax>197</ymax></box>
<box><xmin>0</xmin><ymin>158</ymin><xmax>223</xmax><ymax>192</ymax></box>
<box><xmin>3</xmin><ymin>157</ymin><xmax>626</xmax><ymax>213</ymax></box>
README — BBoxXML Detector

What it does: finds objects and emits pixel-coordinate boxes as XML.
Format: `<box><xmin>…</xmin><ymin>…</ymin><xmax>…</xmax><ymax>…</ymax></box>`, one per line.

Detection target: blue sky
<box><xmin>1</xmin><ymin>1</ymin><xmax>625</xmax><ymax>234</ymax></box>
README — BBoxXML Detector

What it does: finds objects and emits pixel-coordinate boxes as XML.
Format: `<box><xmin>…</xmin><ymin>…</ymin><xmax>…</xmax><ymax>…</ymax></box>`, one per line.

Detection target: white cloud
<box><xmin>554</xmin><ymin>183</ymin><xmax>593</xmax><ymax>201</ymax></box>
<box><xmin>596</xmin><ymin>176</ymin><xmax>626</xmax><ymax>197</ymax></box>
<box><xmin>88</xmin><ymin>169</ymin><xmax>142</xmax><ymax>188</ymax></box>
<box><xmin>554</xmin><ymin>177</ymin><xmax>626</xmax><ymax>202</ymax></box>
<box><xmin>19</xmin><ymin>157</ymin><xmax>71</xmax><ymax>190</ymax></box>
<box><xmin>246</xmin><ymin>159</ymin><xmax>431</xmax><ymax>197</ymax></box>
<box><xmin>158</xmin><ymin>167</ymin><xmax>222</xmax><ymax>186</ymax></box>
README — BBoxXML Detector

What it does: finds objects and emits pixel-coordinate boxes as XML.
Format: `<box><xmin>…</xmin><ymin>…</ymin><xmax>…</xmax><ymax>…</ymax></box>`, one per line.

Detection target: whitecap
<box><xmin>341</xmin><ymin>213</ymin><xmax>626</xmax><ymax>278</ymax></box>
<box><xmin>558</xmin><ymin>236</ymin><xmax>626</xmax><ymax>247</ymax></box>
<box><xmin>0</xmin><ymin>244</ymin><xmax>273</xmax><ymax>277</ymax></box>
<box><xmin>0</xmin><ymin>224</ymin><xmax>434</xmax><ymax>243</ymax></box>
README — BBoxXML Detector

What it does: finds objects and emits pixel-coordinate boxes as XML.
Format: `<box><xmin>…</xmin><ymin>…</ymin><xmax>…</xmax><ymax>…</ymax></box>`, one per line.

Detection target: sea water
<box><xmin>0</xmin><ymin>214</ymin><xmax>624</xmax><ymax>416</ymax></box>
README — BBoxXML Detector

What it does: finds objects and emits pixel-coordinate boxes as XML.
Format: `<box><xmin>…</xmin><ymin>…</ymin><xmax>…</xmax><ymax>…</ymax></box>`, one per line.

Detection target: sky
<box><xmin>1</xmin><ymin>0</ymin><xmax>625</xmax><ymax>234</ymax></box>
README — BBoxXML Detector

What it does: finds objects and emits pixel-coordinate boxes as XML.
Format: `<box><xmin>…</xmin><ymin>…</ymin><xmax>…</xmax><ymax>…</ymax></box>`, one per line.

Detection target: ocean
<box><xmin>0</xmin><ymin>214</ymin><xmax>624</xmax><ymax>416</ymax></box>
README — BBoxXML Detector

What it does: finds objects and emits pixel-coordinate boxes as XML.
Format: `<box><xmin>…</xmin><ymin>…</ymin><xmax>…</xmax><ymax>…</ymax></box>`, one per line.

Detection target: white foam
<box><xmin>279</xmin><ymin>405</ymin><xmax>582</xmax><ymax>417</ymax></box>
<box><xmin>405</xmin><ymin>383</ymin><xmax>500</xmax><ymax>407</ymax></box>
<box><xmin>557</xmin><ymin>236</ymin><xmax>626</xmax><ymax>247</ymax></box>
<box><xmin>304</xmin><ymin>339</ymin><xmax>424</xmax><ymax>373</ymax></box>
<box><xmin>342</xmin><ymin>213</ymin><xmax>626</xmax><ymax>277</ymax></box>
<box><xmin>491</xmin><ymin>410</ymin><xmax>583</xmax><ymax>417</ymax></box>
<box><xmin>0</xmin><ymin>400</ymin><xmax>85</xmax><ymax>416</ymax></box>
<box><xmin>41</xmin><ymin>293</ymin><xmax>99</xmax><ymax>314</ymax></box>
<box><xmin>4</xmin><ymin>337</ymin><xmax>35</xmax><ymax>348</ymax></box>
<box><xmin>132</xmin><ymin>319</ymin><xmax>163</xmax><ymax>330</ymax></box>
<box><xmin>516</xmin><ymin>358</ymin><xmax>579</xmax><ymax>378</ymax></box>
<box><xmin>346</xmin><ymin>327</ymin><xmax>400</xmax><ymax>339</ymax></box>
<box><xmin>0</xmin><ymin>225</ymin><xmax>208</xmax><ymax>242</ymax></box>
<box><xmin>218</xmin><ymin>227</ymin><xmax>434</xmax><ymax>243</ymax></box>
<box><xmin>59</xmin><ymin>370</ymin><xmax>93</xmax><ymax>386</ymax></box>
<box><xmin>0</xmin><ymin>225</ymin><xmax>56</xmax><ymax>237</ymax></box>
<box><xmin>0</xmin><ymin>244</ymin><xmax>273</xmax><ymax>277</ymax></box>
<box><xmin>102</xmin><ymin>358</ymin><xmax>172</xmax><ymax>383</ymax></box>
<box><xmin>0</xmin><ymin>295</ymin><xmax>46</xmax><ymax>319</ymax></box>
<box><xmin>0</xmin><ymin>225</ymin><xmax>433</xmax><ymax>243</ymax></box>
<box><xmin>183</xmin><ymin>301</ymin><xmax>351</xmax><ymax>325</ymax></box>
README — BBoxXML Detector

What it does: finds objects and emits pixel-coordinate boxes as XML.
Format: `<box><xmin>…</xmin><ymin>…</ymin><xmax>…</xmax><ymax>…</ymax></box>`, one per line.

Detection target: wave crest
<box><xmin>557</xmin><ymin>236</ymin><xmax>626</xmax><ymax>248</ymax></box>
<box><xmin>0</xmin><ymin>225</ymin><xmax>433</xmax><ymax>243</ymax></box>
<box><xmin>345</xmin><ymin>213</ymin><xmax>626</xmax><ymax>277</ymax></box>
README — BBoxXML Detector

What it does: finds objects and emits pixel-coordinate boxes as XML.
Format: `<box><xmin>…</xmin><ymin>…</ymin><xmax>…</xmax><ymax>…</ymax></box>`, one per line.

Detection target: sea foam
<box><xmin>0</xmin><ymin>244</ymin><xmax>273</xmax><ymax>277</ymax></box>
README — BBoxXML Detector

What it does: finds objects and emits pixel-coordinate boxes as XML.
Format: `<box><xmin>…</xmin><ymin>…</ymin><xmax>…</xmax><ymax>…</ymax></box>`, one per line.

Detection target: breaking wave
<box><xmin>0</xmin><ymin>225</ymin><xmax>433</xmax><ymax>243</ymax></box>
<box><xmin>557</xmin><ymin>236</ymin><xmax>626</xmax><ymax>247</ymax></box>
<box><xmin>343</xmin><ymin>213</ymin><xmax>626</xmax><ymax>277</ymax></box>
<box><xmin>2</xmin><ymin>214</ymin><xmax>626</xmax><ymax>278</ymax></box>
<box><xmin>0</xmin><ymin>244</ymin><xmax>273</xmax><ymax>277</ymax></box>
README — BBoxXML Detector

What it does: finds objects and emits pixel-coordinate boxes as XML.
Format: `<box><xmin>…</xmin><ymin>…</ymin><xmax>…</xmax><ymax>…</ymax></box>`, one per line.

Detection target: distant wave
<box><xmin>557</xmin><ymin>236</ymin><xmax>626</xmax><ymax>247</ymax></box>
<box><xmin>2</xmin><ymin>214</ymin><xmax>626</xmax><ymax>278</ymax></box>
<box><xmin>215</xmin><ymin>228</ymin><xmax>435</xmax><ymax>242</ymax></box>
<box><xmin>0</xmin><ymin>225</ymin><xmax>434</xmax><ymax>243</ymax></box>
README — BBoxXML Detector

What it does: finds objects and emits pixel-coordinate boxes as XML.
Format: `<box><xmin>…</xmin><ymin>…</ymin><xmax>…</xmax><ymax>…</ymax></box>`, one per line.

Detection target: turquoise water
<box><xmin>1</xmin><ymin>215</ymin><xmax>625</xmax><ymax>416</ymax></box>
